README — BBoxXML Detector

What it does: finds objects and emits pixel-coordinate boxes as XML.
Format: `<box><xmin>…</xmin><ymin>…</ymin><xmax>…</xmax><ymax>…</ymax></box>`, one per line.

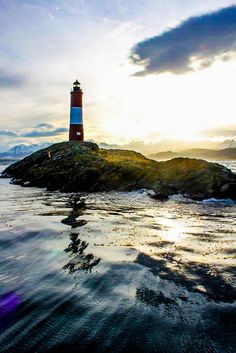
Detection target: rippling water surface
<box><xmin>0</xmin><ymin>161</ymin><xmax>235</xmax><ymax>353</ymax></box>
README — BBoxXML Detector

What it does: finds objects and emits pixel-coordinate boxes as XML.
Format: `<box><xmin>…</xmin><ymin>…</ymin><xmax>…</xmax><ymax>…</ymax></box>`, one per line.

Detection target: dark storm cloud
<box><xmin>0</xmin><ymin>129</ymin><xmax>17</xmax><ymax>136</ymax></box>
<box><xmin>0</xmin><ymin>70</ymin><xmax>27</xmax><ymax>88</ymax></box>
<box><xmin>22</xmin><ymin>127</ymin><xmax>67</xmax><ymax>138</ymax></box>
<box><xmin>130</xmin><ymin>5</ymin><xmax>236</xmax><ymax>76</ymax></box>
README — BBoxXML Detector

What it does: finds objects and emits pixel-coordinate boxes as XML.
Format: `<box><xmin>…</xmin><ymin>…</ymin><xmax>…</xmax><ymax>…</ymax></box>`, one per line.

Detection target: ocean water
<box><xmin>0</xmin><ymin>161</ymin><xmax>235</xmax><ymax>353</ymax></box>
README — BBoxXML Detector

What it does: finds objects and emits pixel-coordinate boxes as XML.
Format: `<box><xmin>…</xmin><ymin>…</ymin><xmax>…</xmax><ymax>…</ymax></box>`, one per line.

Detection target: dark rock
<box><xmin>2</xmin><ymin>141</ymin><xmax>236</xmax><ymax>201</ymax></box>
<box><xmin>152</xmin><ymin>181</ymin><xmax>178</xmax><ymax>200</ymax></box>
<box><xmin>66</xmin><ymin>194</ymin><xmax>86</xmax><ymax>209</ymax></box>
<box><xmin>220</xmin><ymin>183</ymin><xmax>236</xmax><ymax>199</ymax></box>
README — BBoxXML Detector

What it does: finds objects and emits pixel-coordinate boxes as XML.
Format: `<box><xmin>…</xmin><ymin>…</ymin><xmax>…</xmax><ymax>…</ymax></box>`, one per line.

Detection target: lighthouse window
<box><xmin>76</xmin><ymin>132</ymin><xmax>81</xmax><ymax>136</ymax></box>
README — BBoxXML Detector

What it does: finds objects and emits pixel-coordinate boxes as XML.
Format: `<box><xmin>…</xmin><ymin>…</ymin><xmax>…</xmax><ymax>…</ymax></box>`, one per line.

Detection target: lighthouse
<box><xmin>69</xmin><ymin>80</ymin><xmax>84</xmax><ymax>141</ymax></box>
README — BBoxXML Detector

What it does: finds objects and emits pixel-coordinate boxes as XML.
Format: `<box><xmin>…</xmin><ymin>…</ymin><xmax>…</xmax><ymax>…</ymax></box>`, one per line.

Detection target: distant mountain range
<box><xmin>217</xmin><ymin>139</ymin><xmax>236</xmax><ymax>149</ymax></box>
<box><xmin>0</xmin><ymin>142</ymin><xmax>122</xmax><ymax>159</ymax></box>
<box><xmin>1</xmin><ymin>143</ymin><xmax>236</xmax><ymax>161</ymax></box>
<box><xmin>149</xmin><ymin>148</ymin><xmax>236</xmax><ymax>160</ymax></box>
<box><xmin>99</xmin><ymin>139</ymin><xmax>236</xmax><ymax>155</ymax></box>
<box><xmin>0</xmin><ymin>143</ymin><xmax>51</xmax><ymax>159</ymax></box>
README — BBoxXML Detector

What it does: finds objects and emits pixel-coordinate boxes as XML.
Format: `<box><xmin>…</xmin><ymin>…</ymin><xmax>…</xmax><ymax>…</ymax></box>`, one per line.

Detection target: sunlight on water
<box><xmin>157</xmin><ymin>214</ymin><xmax>187</xmax><ymax>242</ymax></box>
<box><xmin>0</xmin><ymin>162</ymin><xmax>235</xmax><ymax>353</ymax></box>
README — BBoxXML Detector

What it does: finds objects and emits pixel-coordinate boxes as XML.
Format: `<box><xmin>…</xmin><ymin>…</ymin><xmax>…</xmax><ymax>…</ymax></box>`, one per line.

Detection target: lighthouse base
<box><xmin>69</xmin><ymin>124</ymin><xmax>84</xmax><ymax>141</ymax></box>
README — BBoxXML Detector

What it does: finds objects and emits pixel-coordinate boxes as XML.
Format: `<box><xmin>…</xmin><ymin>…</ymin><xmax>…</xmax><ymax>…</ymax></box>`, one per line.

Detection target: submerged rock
<box><xmin>2</xmin><ymin>141</ymin><xmax>236</xmax><ymax>200</ymax></box>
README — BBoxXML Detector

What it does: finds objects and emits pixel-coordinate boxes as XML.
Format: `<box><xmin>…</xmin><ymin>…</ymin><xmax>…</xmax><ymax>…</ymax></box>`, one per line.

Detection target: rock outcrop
<box><xmin>2</xmin><ymin>141</ymin><xmax>236</xmax><ymax>200</ymax></box>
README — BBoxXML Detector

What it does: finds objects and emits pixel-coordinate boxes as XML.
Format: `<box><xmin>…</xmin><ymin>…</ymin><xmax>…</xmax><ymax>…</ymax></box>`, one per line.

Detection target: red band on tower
<box><xmin>71</xmin><ymin>92</ymin><xmax>82</xmax><ymax>107</ymax></box>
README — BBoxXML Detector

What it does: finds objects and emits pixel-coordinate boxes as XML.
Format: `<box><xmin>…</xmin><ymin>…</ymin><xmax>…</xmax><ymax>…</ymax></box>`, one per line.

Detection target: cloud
<box><xmin>202</xmin><ymin>125</ymin><xmax>236</xmax><ymax>138</ymax></box>
<box><xmin>22</xmin><ymin>127</ymin><xmax>68</xmax><ymax>138</ymax></box>
<box><xmin>0</xmin><ymin>123</ymin><xmax>67</xmax><ymax>139</ymax></box>
<box><xmin>0</xmin><ymin>122</ymin><xmax>67</xmax><ymax>152</ymax></box>
<box><xmin>36</xmin><ymin>123</ymin><xmax>54</xmax><ymax>129</ymax></box>
<box><xmin>130</xmin><ymin>5</ymin><xmax>236</xmax><ymax>76</ymax></box>
<box><xmin>0</xmin><ymin>129</ymin><xmax>18</xmax><ymax>136</ymax></box>
<box><xmin>0</xmin><ymin>70</ymin><xmax>27</xmax><ymax>88</ymax></box>
<box><xmin>16</xmin><ymin>122</ymin><xmax>67</xmax><ymax>138</ymax></box>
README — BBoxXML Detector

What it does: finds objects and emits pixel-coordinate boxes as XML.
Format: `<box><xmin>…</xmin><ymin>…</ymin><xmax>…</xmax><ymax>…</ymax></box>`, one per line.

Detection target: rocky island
<box><xmin>2</xmin><ymin>141</ymin><xmax>236</xmax><ymax>200</ymax></box>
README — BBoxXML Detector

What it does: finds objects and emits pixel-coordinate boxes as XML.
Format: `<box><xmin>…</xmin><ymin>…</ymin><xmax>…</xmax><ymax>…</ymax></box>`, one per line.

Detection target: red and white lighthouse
<box><xmin>69</xmin><ymin>80</ymin><xmax>84</xmax><ymax>141</ymax></box>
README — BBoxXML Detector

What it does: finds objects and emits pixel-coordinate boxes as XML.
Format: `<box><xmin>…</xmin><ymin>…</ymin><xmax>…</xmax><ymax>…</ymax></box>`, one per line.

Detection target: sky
<box><xmin>1</xmin><ymin>0</ymin><xmax>236</xmax><ymax>151</ymax></box>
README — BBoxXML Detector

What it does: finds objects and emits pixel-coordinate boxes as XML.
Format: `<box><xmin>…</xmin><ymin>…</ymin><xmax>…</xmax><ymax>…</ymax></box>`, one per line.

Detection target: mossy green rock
<box><xmin>2</xmin><ymin>141</ymin><xmax>236</xmax><ymax>200</ymax></box>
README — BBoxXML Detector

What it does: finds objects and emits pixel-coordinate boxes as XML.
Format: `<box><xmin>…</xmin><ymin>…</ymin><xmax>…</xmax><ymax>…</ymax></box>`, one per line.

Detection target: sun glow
<box><xmin>89</xmin><ymin>59</ymin><xmax>236</xmax><ymax>143</ymax></box>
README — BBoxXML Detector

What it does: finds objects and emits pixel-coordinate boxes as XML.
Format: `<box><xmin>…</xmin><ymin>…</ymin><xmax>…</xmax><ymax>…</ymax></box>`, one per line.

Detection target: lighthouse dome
<box><xmin>72</xmin><ymin>79</ymin><xmax>82</xmax><ymax>92</ymax></box>
<box><xmin>73</xmin><ymin>79</ymin><xmax>80</xmax><ymax>87</ymax></box>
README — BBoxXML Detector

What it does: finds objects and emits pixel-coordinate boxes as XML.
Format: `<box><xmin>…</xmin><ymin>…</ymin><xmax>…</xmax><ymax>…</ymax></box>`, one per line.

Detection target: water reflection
<box><xmin>135</xmin><ymin>251</ymin><xmax>236</xmax><ymax>303</ymax></box>
<box><xmin>0</xmin><ymin>170</ymin><xmax>236</xmax><ymax>353</ymax></box>
<box><xmin>63</xmin><ymin>233</ymin><xmax>101</xmax><ymax>273</ymax></box>
<box><xmin>136</xmin><ymin>287</ymin><xmax>177</xmax><ymax>308</ymax></box>
<box><xmin>62</xmin><ymin>194</ymin><xmax>101</xmax><ymax>274</ymax></box>
<box><xmin>61</xmin><ymin>194</ymin><xmax>87</xmax><ymax>228</ymax></box>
